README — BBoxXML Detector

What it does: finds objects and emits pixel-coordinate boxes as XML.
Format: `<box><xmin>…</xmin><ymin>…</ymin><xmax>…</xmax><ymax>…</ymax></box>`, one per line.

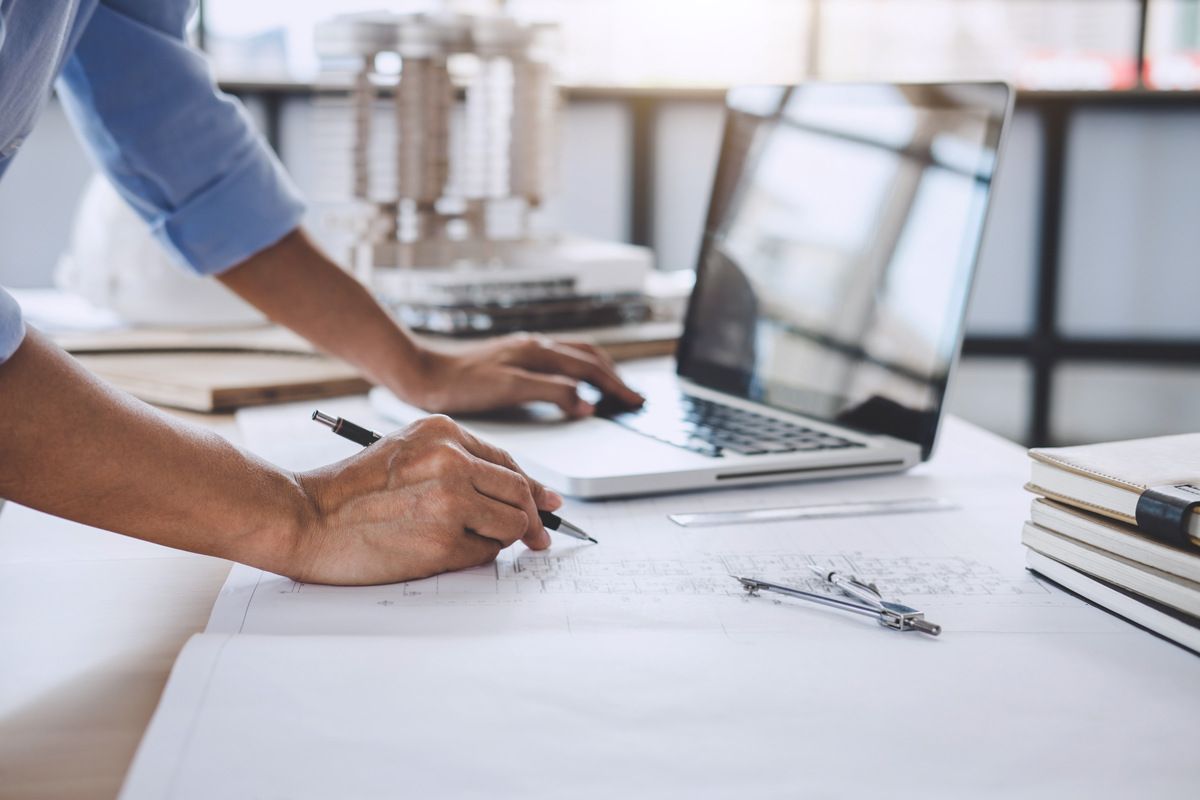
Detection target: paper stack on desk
<box><xmin>1022</xmin><ymin>434</ymin><xmax>1200</xmax><ymax>653</ymax></box>
<box><xmin>115</xmin><ymin>406</ymin><xmax>1200</xmax><ymax>799</ymax></box>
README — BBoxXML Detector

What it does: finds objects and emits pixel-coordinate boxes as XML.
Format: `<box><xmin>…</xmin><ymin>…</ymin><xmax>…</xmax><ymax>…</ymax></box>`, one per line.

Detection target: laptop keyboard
<box><xmin>596</xmin><ymin>393</ymin><xmax>864</xmax><ymax>458</ymax></box>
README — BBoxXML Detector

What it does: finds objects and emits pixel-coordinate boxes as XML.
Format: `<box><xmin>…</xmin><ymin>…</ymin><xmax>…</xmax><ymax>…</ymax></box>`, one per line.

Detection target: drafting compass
<box><xmin>733</xmin><ymin>566</ymin><xmax>942</xmax><ymax>636</ymax></box>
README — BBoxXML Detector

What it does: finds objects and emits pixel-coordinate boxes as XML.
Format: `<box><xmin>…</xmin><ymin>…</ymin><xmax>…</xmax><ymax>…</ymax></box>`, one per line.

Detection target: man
<box><xmin>0</xmin><ymin>1</ymin><xmax>643</xmax><ymax>585</ymax></box>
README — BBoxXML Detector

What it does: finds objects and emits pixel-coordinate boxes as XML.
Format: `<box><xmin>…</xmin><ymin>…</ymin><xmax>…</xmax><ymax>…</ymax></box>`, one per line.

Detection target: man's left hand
<box><xmin>407</xmin><ymin>334</ymin><xmax>645</xmax><ymax>418</ymax></box>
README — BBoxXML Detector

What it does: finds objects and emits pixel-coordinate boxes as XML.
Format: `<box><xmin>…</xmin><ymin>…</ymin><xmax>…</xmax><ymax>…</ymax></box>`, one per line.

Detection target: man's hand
<box><xmin>0</xmin><ymin>331</ymin><xmax>560</xmax><ymax>588</ymax></box>
<box><xmin>409</xmin><ymin>334</ymin><xmax>645</xmax><ymax>418</ymax></box>
<box><xmin>288</xmin><ymin>414</ymin><xmax>562</xmax><ymax>585</ymax></box>
<box><xmin>218</xmin><ymin>231</ymin><xmax>644</xmax><ymax>419</ymax></box>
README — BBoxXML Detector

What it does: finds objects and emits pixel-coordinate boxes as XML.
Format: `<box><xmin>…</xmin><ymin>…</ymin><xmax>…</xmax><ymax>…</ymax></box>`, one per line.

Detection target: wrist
<box><xmin>230</xmin><ymin>466</ymin><xmax>321</xmax><ymax>578</ymax></box>
<box><xmin>380</xmin><ymin>340</ymin><xmax>449</xmax><ymax>409</ymax></box>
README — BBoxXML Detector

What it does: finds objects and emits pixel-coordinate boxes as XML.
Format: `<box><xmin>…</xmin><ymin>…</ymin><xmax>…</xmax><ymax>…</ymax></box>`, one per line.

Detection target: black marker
<box><xmin>312</xmin><ymin>410</ymin><xmax>596</xmax><ymax>544</ymax></box>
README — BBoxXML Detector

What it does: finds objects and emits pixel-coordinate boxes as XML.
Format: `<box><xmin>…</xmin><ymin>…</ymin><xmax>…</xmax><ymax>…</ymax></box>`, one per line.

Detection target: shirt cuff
<box><xmin>0</xmin><ymin>287</ymin><xmax>27</xmax><ymax>364</ymax></box>
<box><xmin>155</xmin><ymin>143</ymin><xmax>307</xmax><ymax>276</ymax></box>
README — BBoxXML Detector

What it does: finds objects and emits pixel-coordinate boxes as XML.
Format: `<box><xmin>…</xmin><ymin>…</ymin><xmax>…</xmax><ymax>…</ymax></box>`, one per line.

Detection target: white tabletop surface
<box><xmin>0</xmin><ymin>408</ymin><xmax>1185</xmax><ymax>799</ymax></box>
<box><xmin>0</xmin><ymin>412</ymin><xmax>238</xmax><ymax>800</ymax></box>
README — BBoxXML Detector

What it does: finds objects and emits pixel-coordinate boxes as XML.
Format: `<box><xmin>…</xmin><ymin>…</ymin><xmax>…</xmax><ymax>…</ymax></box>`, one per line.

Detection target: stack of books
<box><xmin>1021</xmin><ymin>434</ymin><xmax>1200</xmax><ymax>653</ymax></box>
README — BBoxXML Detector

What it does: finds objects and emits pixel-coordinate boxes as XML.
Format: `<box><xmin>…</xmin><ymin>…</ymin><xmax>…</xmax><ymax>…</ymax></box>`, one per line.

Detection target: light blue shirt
<box><xmin>0</xmin><ymin>0</ymin><xmax>305</xmax><ymax>363</ymax></box>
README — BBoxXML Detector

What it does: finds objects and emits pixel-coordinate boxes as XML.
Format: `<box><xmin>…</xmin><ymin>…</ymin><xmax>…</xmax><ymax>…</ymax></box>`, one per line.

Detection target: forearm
<box><xmin>0</xmin><ymin>330</ymin><xmax>309</xmax><ymax>571</ymax></box>
<box><xmin>218</xmin><ymin>229</ymin><xmax>428</xmax><ymax>400</ymax></box>
<box><xmin>216</xmin><ymin>227</ymin><xmax>643</xmax><ymax>417</ymax></box>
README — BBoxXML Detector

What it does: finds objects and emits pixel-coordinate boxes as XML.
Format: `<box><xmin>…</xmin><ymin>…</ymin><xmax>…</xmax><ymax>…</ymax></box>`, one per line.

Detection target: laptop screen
<box><xmin>677</xmin><ymin>82</ymin><xmax>1011</xmax><ymax>459</ymax></box>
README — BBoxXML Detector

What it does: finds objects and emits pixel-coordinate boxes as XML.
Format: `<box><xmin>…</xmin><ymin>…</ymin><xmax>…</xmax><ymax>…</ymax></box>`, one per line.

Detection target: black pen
<box><xmin>311</xmin><ymin>410</ymin><xmax>597</xmax><ymax>543</ymax></box>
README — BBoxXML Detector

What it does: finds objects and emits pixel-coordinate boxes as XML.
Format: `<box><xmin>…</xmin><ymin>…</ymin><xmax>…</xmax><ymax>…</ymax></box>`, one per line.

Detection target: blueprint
<box><xmin>207</xmin><ymin>484</ymin><xmax>1106</xmax><ymax>638</ymax></box>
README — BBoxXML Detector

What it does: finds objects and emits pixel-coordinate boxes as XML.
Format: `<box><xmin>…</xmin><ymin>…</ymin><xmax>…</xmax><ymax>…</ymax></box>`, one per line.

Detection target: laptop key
<box><xmin>752</xmin><ymin>441</ymin><xmax>798</xmax><ymax>453</ymax></box>
<box><xmin>722</xmin><ymin>444</ymin><xmax>769</xmax><ymax>455</ymax></box>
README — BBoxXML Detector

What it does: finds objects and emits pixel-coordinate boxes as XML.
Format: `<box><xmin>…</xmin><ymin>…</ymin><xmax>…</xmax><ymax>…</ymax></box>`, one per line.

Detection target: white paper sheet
<box><xmin>121</xmin><ymin>629</ymin><xmax>1200</xmax><ymax>800</ymax></box>
<box><xmin>117</xmin><ymin>400</ymin><xmax>1200</xmax><ymax>799</ymax></box>
<box><xmin>207</xmin><ymin>485</ymin><xmax>1116</xmax><ymax>638</ymax></box>
<box><xmin>215</xmin><ymin>401</ymin><xmax>1118</xmax><ymax>638</ymax></box>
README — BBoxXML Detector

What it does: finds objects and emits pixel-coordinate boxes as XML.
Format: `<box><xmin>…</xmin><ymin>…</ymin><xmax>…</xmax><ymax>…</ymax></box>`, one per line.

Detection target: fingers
<box><xmin>456</xmin><ymin>425</ymin><xmax>562</xmax><ymax>515</ymax></box>
<box><xmin>468</xmin><ymin>458</ymin><xmax>552</xmax><ymax>550</ymax></box>
<box><xmin>541</xmin><ymin>342</ymin><xmax>645</xmax><ymax>407</ymax></box>
<box><xmin>448</xmin><ymin>532</ymin><xmax>504</xmax><ymax>571</ymax></box>
<box><xmin>460</xmin><ymin>494</ymin><xmax>531</xmax><ymax>548</ymax></box>
<box><xmin>504</xmin><ymin>369</ymin><xmax>594</xmax><ymax>418</ymax></box>
<box><xmin>456</xmin><ymin>424</ymin><xmax>564</xmax><ymax>537</ymax></box>
<box><xmin>558</xmin><ymin>339</ymin><xmax>620</xmax><ymax>374</ymax></box>
<box><xmin>506</xmin><ymin>336</ymin><xmax>644</xmax><ymax>409</ymax></box>
<box><xmin>407</xmin><ymin>415</ymin><xmax>560</xmax><ymax>552</ymax></box>
<box><xmin>407</xmin><ymin>414</ymin><xmax>563</xmax><ymax>512</ymax></box>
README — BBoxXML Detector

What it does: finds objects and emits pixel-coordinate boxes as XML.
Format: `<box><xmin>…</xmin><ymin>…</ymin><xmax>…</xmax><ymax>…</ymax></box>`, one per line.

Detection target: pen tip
<box><xmin>586</xmin><ymin>535</ymin><xmax>599</xmax><ymax>544</ymax></box>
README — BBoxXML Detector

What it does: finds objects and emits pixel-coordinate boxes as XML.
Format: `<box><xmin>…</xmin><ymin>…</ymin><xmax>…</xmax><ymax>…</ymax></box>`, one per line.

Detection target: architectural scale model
<box><xmin>312</xmin><ymin>5</ymin><xmax>653</xmax><ymax>334</ymax></box>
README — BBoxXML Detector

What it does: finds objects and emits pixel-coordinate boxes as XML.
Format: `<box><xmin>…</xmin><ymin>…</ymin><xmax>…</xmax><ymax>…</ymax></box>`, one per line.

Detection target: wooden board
<box><xmin>54</xmin><ymin>325</ymin><xmax>316</xmax><ymax>355</ymax></box>
<box><xmin>62</xmin><ymin>321</ymin><xmax>680</xmax><ymax>413</ymax></box>
<box><xmin>73</xmin><ymin>352</ymin><xmax>371</xmax><ymax>413</ymax></box>
<box><xmin>54</xmin><ymin>320</ymin><xmax>681</xmax><ymax>361</ymax></box>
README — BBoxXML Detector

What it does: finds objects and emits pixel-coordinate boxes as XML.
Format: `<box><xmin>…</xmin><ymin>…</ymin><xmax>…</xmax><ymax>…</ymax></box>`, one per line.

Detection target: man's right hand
<box><xmin>1</xmin><ymin>332</ymin><xmax>556</xmax><ymax>588</ymax></box>
<box><xmin>287</xmin><ymin>415</ymin><xmax>562</xmax><ymax>586</ymax></box>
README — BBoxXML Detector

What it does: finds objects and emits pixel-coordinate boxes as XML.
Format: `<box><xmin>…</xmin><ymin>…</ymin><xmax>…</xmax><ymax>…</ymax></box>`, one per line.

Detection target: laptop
<box><xmin>373</xmin><ymin>81</ymin><xmax>1013</xmax><ymax>498</ymax></box>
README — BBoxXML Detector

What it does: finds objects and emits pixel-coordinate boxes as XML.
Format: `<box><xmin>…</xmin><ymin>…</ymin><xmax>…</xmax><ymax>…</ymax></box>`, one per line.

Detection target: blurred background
<box><xmin>2</xmin><ymin>0</ymin><xmax>1198</xmax><ymax>447</ymax></box>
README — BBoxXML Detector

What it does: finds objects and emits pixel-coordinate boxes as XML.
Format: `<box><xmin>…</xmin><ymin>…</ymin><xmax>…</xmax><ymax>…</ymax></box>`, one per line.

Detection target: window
<box><xmin>201</xmin><ymin>0</ymin><xmax>1166</xmax><ymax>90</ymax></box>
<box><xmin>1145</xmin><ymin>0</ymin><xmax>1200</xmax><ymax>88</ymax></box>
<box><xmin>817</xmin><ymin>0</ymin><xmax>1141</xmax><ymax>89</ymax></box>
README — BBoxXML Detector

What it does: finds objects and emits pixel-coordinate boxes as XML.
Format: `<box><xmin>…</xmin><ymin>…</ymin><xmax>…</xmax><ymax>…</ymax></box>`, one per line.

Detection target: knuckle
<box><xmin>526</xmin><ymin>478</ymin><xmax>547</xmax><ymax>499</ymax></box>
<box><xmin>513</xmin><ymin>470</ymin><xmax>536</xmax><ymax>496</ymax></box>
<box><xmin>423</xmin><ymin>414</ymin><xmax>459</xmax><ymax>434</ymax></box>
<box><xmin>430</xmin><ymin>444</ymin><xmax>467</xmax><ymax>471</ymax></box>
<box><xmin>495</xmin><ymin>446</ymin><xmax>518</xmax><ymax>468</ymax></box>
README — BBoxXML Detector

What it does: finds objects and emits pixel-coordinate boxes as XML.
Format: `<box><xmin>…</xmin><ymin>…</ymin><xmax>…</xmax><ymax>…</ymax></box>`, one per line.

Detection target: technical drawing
<box><xmin>362</xmin><ymin>550</ymin><xmax>1053</xmax><ymax>601</ymax></box>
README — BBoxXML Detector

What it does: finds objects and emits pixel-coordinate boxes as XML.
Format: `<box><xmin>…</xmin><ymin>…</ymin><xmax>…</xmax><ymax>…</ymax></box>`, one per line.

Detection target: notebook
<box><xmin>1022</xmin><ymin>522</ymin><xmax>1200</xmax><ymax>617</ymax></box>
<box><xmin>1029</xmin><ymin>498</ymin><xmax>1200</xmax><ymax>583</ymax></box>
<box><xmin>1026</xmin><ymin>434</ymin><xmax>1200</xmax><ymax>547</ymax></box>
<box><xmin>1025</xmin><ymin>549</ymin><xmax>1200</xmax><ymax>654</ymax></box>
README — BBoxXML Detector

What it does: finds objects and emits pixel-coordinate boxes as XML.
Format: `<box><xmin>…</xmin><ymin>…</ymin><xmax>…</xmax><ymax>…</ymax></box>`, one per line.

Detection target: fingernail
<box><xmin>545</xmin><ymin>488</ymin><xmax>564</xmax><ymax>506</ymax></box>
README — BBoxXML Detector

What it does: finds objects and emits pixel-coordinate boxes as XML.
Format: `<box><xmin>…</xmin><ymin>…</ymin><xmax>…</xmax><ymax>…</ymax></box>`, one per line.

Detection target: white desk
<box><xmin>0</xmin><ymin>412</ymin><xmax>237</xmax><ymax>800</ymax></box>
<box><xmin>1</xmin><ymin>410</ymin><xmax>1194</xmax><ymax>798</ymax></box>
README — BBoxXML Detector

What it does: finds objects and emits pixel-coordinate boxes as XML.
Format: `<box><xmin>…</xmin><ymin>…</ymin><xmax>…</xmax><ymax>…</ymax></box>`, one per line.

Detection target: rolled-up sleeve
<box><xmin>55</xmin><ymin>0</ymin><xmax>305</xmax><ymax>275</ymax></box>
<box><xmin>0</xmin><ymin>288</ymin><xmax>25</xmax><ymax>364</ymax></box>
